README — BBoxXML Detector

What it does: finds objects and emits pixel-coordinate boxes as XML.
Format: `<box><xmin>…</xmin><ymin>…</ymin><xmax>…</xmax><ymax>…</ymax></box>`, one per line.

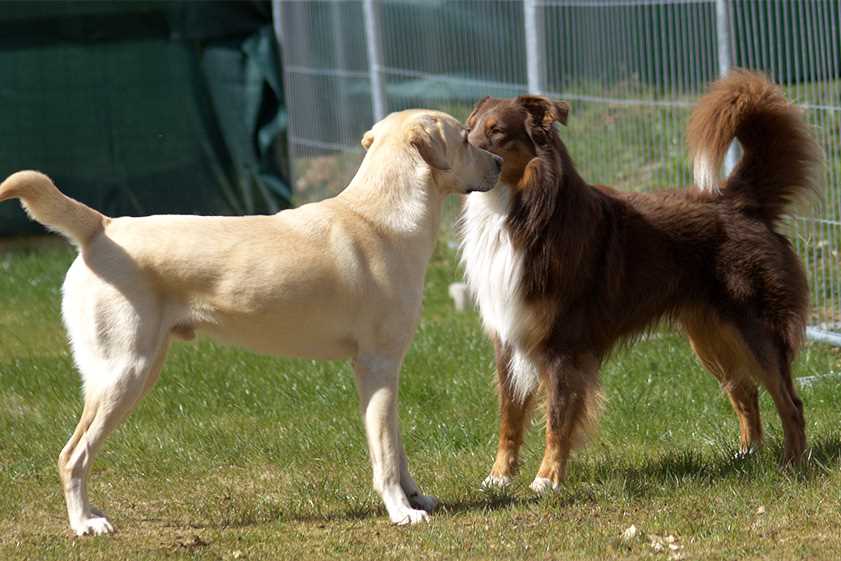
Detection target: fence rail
<box><xmin>275</xmin><ymin>0</ymin><xmax>841</xmax><ymax>344</ymax></box>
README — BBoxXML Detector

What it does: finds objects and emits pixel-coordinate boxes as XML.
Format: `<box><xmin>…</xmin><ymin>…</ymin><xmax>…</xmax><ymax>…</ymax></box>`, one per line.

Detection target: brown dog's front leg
<box><xmin>532</xmin><ymin>353</ymin><xmax>601</xmax><ymax>494</ymax></box>
<box><xmin>483</xmin><ymin>337</ymin><xmax>535</xmax><ymax>489</ymax></box>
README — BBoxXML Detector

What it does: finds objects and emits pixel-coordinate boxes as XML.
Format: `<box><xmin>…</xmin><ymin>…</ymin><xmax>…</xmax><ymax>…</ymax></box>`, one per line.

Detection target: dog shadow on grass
<box><xmin>578</xmin><ymin>434</ymin><xmax>841</xmax><ymax>502</ymax></box>
<box><xmin>439</xmin><ymin>435</ymin><xmax>841</xmax><ymax>516</ymax></box>
<box><xmin>178</xmin><ymin>489</ymin><xmax>534</xmax><ymax>529</ymax></box>
<box><xmin>270</xmin><ymin>493</ymin><xmax>529</xmax><ymax>526</ymax></box>
<box><xmin>176</xmin><ymin>437</ymin><xmax>841</xmax><ymax>529</ymax></box>
<box><xmin>438</xmin><ymin>491</ymin><xmax>537</xmax><ymax>517</ymax></box>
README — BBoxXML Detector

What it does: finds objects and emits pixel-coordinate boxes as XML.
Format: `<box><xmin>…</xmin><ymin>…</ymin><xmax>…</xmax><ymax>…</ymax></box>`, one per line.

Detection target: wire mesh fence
<box><xmin>275</xmin><ymin>0</ymin><xmax>841</xmax><ymax>343</ymax></box>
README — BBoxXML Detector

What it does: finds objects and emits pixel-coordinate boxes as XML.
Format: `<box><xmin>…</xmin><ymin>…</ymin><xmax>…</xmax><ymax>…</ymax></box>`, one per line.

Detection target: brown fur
<box><xmin>466</xmin><ymin>70</ymin><xmax>821</xmax><ymax>488</ymax></box>
<box><xmin>687</xmin><ymin>70</ymin><xmax>823</xmax><ymax>223</ymax></box>
<box><xmin>487</xmin><ymin>336</ymin><xmax>535</xmax><ymax>481</ymax></box>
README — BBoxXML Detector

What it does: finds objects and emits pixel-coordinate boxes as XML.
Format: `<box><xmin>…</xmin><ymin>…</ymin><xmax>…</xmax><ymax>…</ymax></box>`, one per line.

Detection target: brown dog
<box><xmin>460</xmin><ymin>70</ymin><xmax>822</xmax><ymax>493</ymax></box>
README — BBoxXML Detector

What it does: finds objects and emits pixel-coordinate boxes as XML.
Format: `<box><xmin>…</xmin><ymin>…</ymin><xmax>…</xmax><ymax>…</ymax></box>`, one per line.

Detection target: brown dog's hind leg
<box><xmin>776</xmin><ymin>356</ymin><xmax>807</xmax><ymax>463</ymax></box>
<box><xmin>749</xmin><ymin>346</ymin><xmax>805</xmax><ymax>463</ymax></box>
<box><xmin>531</xmin><ymin>353</ymin><xmax>601</xmax><ymax>494</ymax></box>
<box><xmin>684</xmin><ymin>312</ymin><xmax>805</xmax><ymax>463</ymax></box>
<box><xmin>727</xmin><ymin>384</ymin><xmax>763</xmax><ymax>456</ymax></box>
<box><xmin>484</xmin><ymin>338</ymin><xmax>535</xmax><ymax>489</ymax></box>
<box><xmin>683</xmin><ymin>313</ymin><xmax>763</xmax><ymax>455</ymax></box>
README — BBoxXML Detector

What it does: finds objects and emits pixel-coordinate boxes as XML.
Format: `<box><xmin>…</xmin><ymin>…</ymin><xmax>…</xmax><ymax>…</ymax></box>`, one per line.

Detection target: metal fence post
<box><xmin>524</xmin><ymin>0</ymin><xmax>547</xmax><ymax>94</ymax></box>
<box><xmin>363</xmin><ymin>0</ymin><xmax>387</xmax><ymax>121</ymax></box>
<box><xmin>271</xmin><ymin>0</ymin><xmax>282</xmax><ymax>47</ymax></box>
<box><xmin>715</xmin><ymin>0</ymin><xmax>739</xmax><ymax>173</ymax></box>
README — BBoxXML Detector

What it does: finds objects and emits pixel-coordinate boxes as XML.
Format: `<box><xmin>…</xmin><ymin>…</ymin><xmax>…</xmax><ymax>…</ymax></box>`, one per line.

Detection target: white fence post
<box><xmin>715</xmin><ymin>0</ymin><xmax>739</xmax><ymax>173</ymax></box>
<box><xmin>363</xmin><ymin>0</ymin><xmax>387</xmax><ymax>121</ymax></box>
<box><xmin>271</xmin><ymin>0</ymin><xmax>282</xmax><ymax>47</ymax></box>
<box><xmin>524</xmin><ymin>0</ymin><xmax>547</xmax><ymax>94</ymax></box>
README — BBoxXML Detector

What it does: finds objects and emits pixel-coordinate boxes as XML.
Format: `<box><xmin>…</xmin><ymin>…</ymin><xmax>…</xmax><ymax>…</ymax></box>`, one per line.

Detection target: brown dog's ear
<box><xmin>408</xmin><ymin>119</ymin><xmax>450</xmax><ymax>171</ymax></box>
<box><xmin>553</xmin><ymin>100</ymin><xmax>570</xmax><ymax>126</ymax></box>
<box><xmin>466</xmin><ymin>96</ymin><xmax>492</xmax><ymax>129</ymax></box>
<box><xmin>361</xmin><ymin>130</ymin><xmax>374</xmax><ymax>150</ymax></box>
<box><xmin>517</xmin><ymin>96</ymin><xmax>570</xmax><ymax>127</ymax></box>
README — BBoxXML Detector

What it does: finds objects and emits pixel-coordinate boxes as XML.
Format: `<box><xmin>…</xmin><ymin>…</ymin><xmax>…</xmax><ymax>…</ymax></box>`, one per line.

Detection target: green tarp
<box><xmin>0</xmin><ymin>0</ymin><xmax>290</xmax><ymax>236</ymax></box>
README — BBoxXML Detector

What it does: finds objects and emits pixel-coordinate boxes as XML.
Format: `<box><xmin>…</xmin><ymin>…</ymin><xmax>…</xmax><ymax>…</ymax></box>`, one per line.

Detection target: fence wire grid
<box><xmin>275</xmin><ymin>0</ymin><xmax>841</xmax><ymax>344</ymax></box>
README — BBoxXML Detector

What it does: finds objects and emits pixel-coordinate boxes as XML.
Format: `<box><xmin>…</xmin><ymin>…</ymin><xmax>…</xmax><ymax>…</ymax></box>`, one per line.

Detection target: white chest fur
<box><xmin>460</xmin><ymin>187</ymin><xmax>539</xmax><ymax>400</ymax></box>
<box><xmin>461</xmin><ymin>187</ymin><xmax>522</xmax><ymax>345</ymax></box>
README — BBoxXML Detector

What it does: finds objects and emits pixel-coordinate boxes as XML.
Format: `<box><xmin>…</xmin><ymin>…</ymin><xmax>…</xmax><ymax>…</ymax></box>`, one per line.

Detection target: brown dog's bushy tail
<box><xmin>687</xmin><ymin>69</ymin><xmax>823</xmax><ymax>226</ymax></box>
<box><xmin>0</xmin><ymin>171</ymin><xmax>107</xmax><ymax>245</ymax></box>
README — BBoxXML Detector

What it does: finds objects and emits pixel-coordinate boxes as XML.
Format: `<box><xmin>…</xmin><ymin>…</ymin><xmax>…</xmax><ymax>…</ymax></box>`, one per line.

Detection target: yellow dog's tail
<box><xmin>0</xmin><ymin>171</ymin><xmax>107</xmax><ymax>246</ymax></box>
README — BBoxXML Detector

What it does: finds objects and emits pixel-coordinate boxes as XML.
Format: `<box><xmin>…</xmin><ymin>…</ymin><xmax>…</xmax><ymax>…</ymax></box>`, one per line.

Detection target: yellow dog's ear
<box><xmin>361</xmin><ymin>130</ymin><xmax>374</xmax><ymax>150</ymax></box>
<box><xmin>407</xmin><ymin>119</ymin><xmax>450</xmax><ymax>171</ymax></box>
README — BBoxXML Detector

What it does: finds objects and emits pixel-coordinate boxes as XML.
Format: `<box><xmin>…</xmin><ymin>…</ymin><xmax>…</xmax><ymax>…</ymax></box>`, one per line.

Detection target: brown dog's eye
<box><xmin>488</xmin><ymin>127</ymin><xmax>505</xmax><ymax>141</ymax></box>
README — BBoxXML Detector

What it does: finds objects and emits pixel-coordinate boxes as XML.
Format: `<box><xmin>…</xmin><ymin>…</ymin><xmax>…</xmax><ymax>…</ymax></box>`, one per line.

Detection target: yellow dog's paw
<box><xmin>72</xmin><ymin>515</ymin><xmax>114</xmax><ymax>536</ymax></box>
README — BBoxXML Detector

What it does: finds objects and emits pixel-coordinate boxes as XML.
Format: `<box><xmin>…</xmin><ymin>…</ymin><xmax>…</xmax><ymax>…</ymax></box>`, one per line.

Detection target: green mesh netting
<box><xmin>0</xmin><ymin>0</ymin><xmax>290</xmax><ymax>236</ymax></box>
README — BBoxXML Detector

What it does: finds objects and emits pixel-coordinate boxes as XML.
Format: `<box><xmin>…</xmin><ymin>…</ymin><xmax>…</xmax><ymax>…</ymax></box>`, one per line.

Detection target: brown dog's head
<box><xmin>466</xmin><ymin>96</ymin><xmax>570</xmax><ymax>186</ymax></box>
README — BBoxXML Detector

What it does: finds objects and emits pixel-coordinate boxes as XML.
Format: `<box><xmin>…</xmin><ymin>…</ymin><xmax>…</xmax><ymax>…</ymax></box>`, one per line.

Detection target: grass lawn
<box><xmin>2</xmin><ymin>240</ymin><xmax>841</xmax><ymax>561</ymax></box>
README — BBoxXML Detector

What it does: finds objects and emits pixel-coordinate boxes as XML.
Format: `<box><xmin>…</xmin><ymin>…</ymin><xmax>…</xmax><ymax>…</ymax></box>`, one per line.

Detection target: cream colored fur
<box><xmin>0</xmin><ymin>109</ymin><xmax>501</xmax><ymax>536</ymax></box>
